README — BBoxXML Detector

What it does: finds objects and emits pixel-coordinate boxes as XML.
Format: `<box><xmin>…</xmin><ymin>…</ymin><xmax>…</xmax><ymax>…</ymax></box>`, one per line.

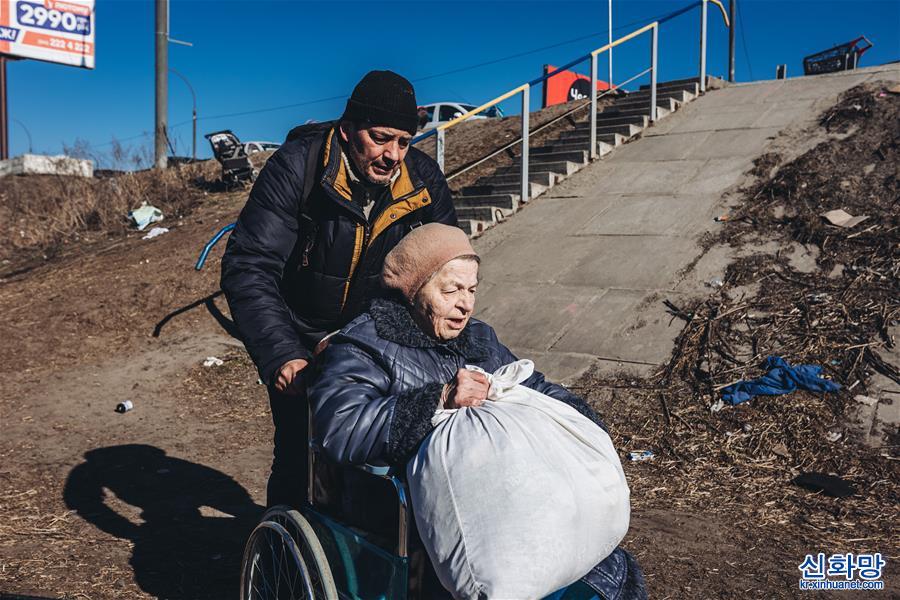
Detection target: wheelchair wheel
<box><xmin>240</xmin><ymin>507</ymin><xmax>338</xmax><ymax>600</ymax></box>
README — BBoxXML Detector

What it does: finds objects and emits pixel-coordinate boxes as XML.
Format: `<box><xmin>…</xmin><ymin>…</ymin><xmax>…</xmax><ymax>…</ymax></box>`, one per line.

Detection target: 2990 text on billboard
<box><xmin>0</xmin><ymin>0</ymin><xmax>95</xmax><ymax>69</ymax></box>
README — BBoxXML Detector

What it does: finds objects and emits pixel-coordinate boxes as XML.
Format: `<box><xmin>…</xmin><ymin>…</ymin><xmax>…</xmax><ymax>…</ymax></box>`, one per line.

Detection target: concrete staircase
<box><xmin>454</xmin><ymin>80</ymin><xmax>702</xmax><ymax>236</ymax></box>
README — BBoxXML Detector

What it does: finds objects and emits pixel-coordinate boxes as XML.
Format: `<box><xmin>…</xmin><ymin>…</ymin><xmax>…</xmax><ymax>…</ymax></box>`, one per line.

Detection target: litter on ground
<box><xmin>115</xmin><ymin>400</ymin><xmax>134</xmax><ymax>413</ymax></box>
<box><xmin>628</xmin><ymin>450</ymin><xmax>655</xmax><ymax>462</ymax></box>
<box><xmin>820</xmin><ymin>208</ymin><xmax>868</xmax><ymax>228</ymax></box>
<box><xmin>129</xmin><ymin>203</ymin><xmax>164</xmax><ymax>231</ymax></box>
<box><xmin>142</xmin><ymin>227</ymin><xmax>170</xmax><ymax>240</ymax></box>
<box><xmin>719</xmin><ymin>356</ymin><xmax>841</xmax><ymax>405</ymax></box>
<box><xmin>792</xmin><ymin>472</ymin><xmax>856</xmax><ymax>498</ymax></box>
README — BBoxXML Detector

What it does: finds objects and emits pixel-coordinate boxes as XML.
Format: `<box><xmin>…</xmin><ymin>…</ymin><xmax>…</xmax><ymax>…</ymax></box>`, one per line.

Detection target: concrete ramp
<box><xmin>473</xmin><ymin>64</ymin><xmax>900</xmax><ymax>383</ymax></box>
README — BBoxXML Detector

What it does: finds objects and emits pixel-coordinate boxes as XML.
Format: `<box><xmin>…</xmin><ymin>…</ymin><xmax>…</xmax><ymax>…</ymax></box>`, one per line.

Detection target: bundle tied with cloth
<box><xmin>408</xmin><ymin>359</ymin><xmax>630</xmax><ymax>600</ymax></box>
<box><xmin>382</xmin><ymin>224</ymin><xmax>631</xmax><ymax>599</ymax></box>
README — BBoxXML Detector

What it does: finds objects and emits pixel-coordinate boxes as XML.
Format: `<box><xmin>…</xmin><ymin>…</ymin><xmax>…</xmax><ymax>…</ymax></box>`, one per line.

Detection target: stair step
<box><xmin>512</xmin><ymin>150</ymin><xmax>588</xmax><ymax>165</ymax></box>
<box><xmin>639</xmin><ymin>79</ymin><xmax>700</xmax><ymax>93</ymax></box>
<box><xmin>477</xmin><ymin>171</ymin><xmax>557</xmax><ymax>187</ymax></box>
<box><xmin>461</xmin><ymin>183</ymin><xmax>545</xmax><ymax>200</ymax></box>
<box><xmin>592</xmin><ymin>114</ymin><xmax>650</xmax><ymax>127</ymax></box>
<box><xmin>555</xmin><ymin>132</ymin><xmax>625</xmax><ymax>147</ymax></box>
<box><xmin>621</xmin><ymin>89</ymin><xmax>693</xmax><ymax>103</ymax></box>
<box><xmin>599</xmin><ymin>106</ymin><xmax>659</xmax><ymax>117</ymax></box>
<box><xmin>651</xmin><ymin>105</ymin><xmax>672</xmax><ymax>120</ymax></box>
<box><xmin>610</xmin><ymin>96</ymin><xmax>679</xmax><ymax>113</ymax></box>
<box><xmin>532</xmin><ymin>141</ymin><xmax>614</xmax><ymax>157</ymax></box>
<box><xmin>454</xmin><ymin>192</ymin><xmax>519</xmax><ymax>207</ymax></box>
<box><xmin>572</xmin><ymin>123</ymin><xmax>643</xmax><ymax>137</ymax></box>
<box><xmin>458</xmin><ymin>218</ymin><xmax>487</xmax><ymax>237</ymax></box>
<box><xmin>456</xmin><ymin>206</ymin><xmax>506</xmax><ymax>223</ymax></box>
<box><xmin>495</xmin><ymin>160</ymin><xmax>582</xmax><ymax>177</ymax></box>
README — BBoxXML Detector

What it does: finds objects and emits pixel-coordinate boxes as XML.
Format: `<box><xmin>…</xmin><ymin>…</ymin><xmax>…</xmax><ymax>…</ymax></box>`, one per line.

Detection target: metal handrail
<box><xmin>436</xmin><ymin>84</ymin><xmax>530</xmax><ymax>133</ymax></box>
<box><xmin>435</xmin><ymin>22</ymin><xmax>658</xmax><ymax>139</ymax></box>
<box><xmin>589</xmin><ymin>21</ymin><xmax>659</xmax><ymax>60</ymax></box>
<box><xmin>411</xmin><ymin>21</ymin><xmax>660</xmax><ymax>202</ymax></box>
<box><xmin>445</xmin><ymin>67</ymin><xmax>652</xmax><ymax>183</ymax></box>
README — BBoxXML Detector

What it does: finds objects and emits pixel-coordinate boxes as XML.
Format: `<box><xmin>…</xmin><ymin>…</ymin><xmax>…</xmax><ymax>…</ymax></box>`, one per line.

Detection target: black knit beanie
<box><xmin>342</xmin><ymin>70</ymin><xmax>419</xmax><ymax>136</ymax></box>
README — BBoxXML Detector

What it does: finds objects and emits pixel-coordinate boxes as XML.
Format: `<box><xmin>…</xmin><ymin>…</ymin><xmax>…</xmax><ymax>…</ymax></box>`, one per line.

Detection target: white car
<box><xmin>417</xmin><ymin>102</ymin><xmax>504</xmax><ymax>132</ymax></box>
<box><xmin>243</xmin><ymin>141</ymin><xmax>281</xmax><ymax>155</ymax></box>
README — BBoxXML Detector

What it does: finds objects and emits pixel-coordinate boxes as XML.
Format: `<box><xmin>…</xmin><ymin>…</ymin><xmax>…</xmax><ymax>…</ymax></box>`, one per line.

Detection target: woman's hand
<box><xmin>443</xmin><ymin>369</ymin><xmax>490</xmax><ymax>409</ymax></box>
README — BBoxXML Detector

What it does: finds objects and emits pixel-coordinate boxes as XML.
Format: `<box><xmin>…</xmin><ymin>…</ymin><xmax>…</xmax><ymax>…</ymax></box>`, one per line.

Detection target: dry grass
<box><xmin>0</xmin><ymin>164</ymin><xmax>209</xmax><ymax>264</ymax></box>
<box><xmin>577</xmin><ymin>82</ymin><xmax>900</xmax><ymax>574</ymax></box>
<box><xmin>0</xmin><ymin>149</ymin><xmax>274</xmax><ymax>268</ymax></box>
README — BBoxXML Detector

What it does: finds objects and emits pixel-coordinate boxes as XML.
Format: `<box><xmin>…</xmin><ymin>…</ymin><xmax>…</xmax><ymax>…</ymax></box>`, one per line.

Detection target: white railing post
<box><xmin>520</xmin><ymin>86</ymin><xmax>530</xmax><ymax>202</ymax></box>
<box><xmin>650</xmin><ymin>24</ymin><xmax>658</xmax><ymax>122</ymax></box>
<box><xmin>436</xmin><ymin>129</ymin><xmax>445</xmax><ymax>172</ymax></box>
<box><xmin>590</xmin><ymin>52</ymin><xmax>599</xmax><ymax>159</ymax></box>
<box><xmin>699</xmin><ymin>0</ymin><xmax>708</xmax><ymax>93</ymax></box>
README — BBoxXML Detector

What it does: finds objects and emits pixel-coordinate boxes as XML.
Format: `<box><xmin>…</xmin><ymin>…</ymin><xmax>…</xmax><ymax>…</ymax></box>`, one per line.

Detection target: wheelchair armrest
<box><xmin>358</xmin><ymin>462</ymin><xmax>392</xmax><ymax>477</ymax></box>
<box><xmin>309</xmin><ymin>441</ymin><xmax>395</xmax><ymax>478</ymax></box>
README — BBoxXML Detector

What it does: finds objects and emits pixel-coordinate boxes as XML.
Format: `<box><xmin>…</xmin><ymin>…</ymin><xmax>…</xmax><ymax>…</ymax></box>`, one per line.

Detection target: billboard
<box><xmin>542</xmin><ymin>64</ymin><xmax>609</xmax><ymax>108</ymax></box>
<box><xmin>0</xmin><ymin>0</ymin><xmax>95</xmax><ymax>69</ymax></box>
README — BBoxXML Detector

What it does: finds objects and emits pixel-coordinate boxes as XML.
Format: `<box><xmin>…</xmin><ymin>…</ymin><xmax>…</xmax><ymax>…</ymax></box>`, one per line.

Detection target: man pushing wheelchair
<box><xmin>222</xmin><ymin>70</ymin><xmax>645</xmax><ymax>600</ymax></box>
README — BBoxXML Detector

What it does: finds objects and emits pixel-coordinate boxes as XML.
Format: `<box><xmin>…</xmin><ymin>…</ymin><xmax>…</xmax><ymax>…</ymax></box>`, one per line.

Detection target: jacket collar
<box><xmin>368</xmin><ymin>297</ymin><xmax>489</xmax><ymax>361</ymax></box>
<box><xmin>321</xmin><ymin>127</ymin><xmax>423</xmax><ymax>205</ymax></box>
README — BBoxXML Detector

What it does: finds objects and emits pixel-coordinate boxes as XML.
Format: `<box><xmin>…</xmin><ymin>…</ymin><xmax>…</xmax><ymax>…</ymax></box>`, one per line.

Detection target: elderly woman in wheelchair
<box><xmin>240</xmin><ymin>224</ymin><xmax>645</xmax><ymax>600</ymax></box>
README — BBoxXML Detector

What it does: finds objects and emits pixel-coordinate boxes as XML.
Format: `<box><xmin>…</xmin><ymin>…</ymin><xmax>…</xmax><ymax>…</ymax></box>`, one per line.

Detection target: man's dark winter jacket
<box><xmin>308</xmin><ymin>297</ymin><xmax>605</xmax><ymax>467</ymax></box>
<box><xmin>220</xmin><ymin>126</ymin><xmax>457</xmax><ymax>383</ymax></box>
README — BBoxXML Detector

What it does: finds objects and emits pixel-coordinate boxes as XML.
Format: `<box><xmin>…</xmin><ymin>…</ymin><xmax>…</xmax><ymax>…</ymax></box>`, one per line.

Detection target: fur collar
<box><xmin>368</xmin><ymin>297</ymin><xmax>489</xmax><ymax>361</ymax></box>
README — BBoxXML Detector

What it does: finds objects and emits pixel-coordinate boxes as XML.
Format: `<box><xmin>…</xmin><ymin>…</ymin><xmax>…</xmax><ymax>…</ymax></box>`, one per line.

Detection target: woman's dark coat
<box><xmin>308</xmin><ymin>297</ymin><xmax>646</xmax><ymax>599</ymax></box>
<box><xmin>308</xmin><ymin>297</ymin><xmax>604</xmax><ymax>467</ymax></box>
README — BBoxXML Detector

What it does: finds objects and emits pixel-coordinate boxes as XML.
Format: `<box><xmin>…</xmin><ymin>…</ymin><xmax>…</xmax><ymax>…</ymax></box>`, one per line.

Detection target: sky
<box><xmin>4</xmin><ymin>0</ymin><xmax>899</xmax><ymax>165</ymax></box>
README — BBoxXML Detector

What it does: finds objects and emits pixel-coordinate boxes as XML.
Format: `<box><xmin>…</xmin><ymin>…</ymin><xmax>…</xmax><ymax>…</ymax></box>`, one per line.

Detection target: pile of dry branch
<box><xmin>581</xmin><ymin>82</ymin><xmax>899</xmax><ymax>553</ymax></box>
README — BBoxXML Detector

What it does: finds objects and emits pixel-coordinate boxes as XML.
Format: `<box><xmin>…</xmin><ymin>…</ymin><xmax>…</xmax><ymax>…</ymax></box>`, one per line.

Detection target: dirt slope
<box><xmin>1</xmin><ymin>87</ymin><xmax>897</xmax><ymax>599</ymax></box>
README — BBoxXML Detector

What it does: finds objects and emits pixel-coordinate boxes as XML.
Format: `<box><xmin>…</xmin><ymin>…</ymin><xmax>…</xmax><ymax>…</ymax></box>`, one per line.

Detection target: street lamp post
<box><xmin>169</xmin><ymin>68</ymin><xmax>197</xmax><ymax>160</ymax></box>
<box><xmin>13</xmin><ymin>118</ymin><xmax>32</xmax><ymax>153</ymax></box>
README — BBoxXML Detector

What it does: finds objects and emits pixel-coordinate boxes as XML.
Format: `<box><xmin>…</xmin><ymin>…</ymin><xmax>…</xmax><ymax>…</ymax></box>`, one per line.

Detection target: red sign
<box><xmin>542</xmin><ymin>65</ymin><xmax>609</xmax><ymax>108</ymax></box>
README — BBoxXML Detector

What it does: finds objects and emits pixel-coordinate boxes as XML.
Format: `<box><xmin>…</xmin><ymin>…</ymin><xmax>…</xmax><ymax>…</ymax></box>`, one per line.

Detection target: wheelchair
<box><xmin>239</xmin><ymin>432</ymin><xmax>601</xmax><ymax>599</ymax></box>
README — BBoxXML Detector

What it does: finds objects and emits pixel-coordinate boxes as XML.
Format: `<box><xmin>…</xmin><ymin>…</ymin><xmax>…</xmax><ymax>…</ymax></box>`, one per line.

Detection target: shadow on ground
<box><xmin>64</xmin><ymin>444</ymin><xmax>263</xmax><ymax>600</ymax></box>
<box><xmin>153</xmin><ymin>290</ymin><xmax>242</xmax><ymax>340</ymax></box>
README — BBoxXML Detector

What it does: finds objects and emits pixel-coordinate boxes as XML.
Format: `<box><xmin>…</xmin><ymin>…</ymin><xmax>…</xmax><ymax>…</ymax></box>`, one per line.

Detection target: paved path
<box><xmin>473</xmin><ymin>64</ymin><xmax>900</xmax><ymax>385</ymax></box>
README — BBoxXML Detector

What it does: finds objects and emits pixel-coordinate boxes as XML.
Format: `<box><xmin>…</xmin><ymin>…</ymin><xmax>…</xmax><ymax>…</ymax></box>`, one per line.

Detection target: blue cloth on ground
<box><xmin>720</xmin><ymin>356</ymin><xmax>841</xmax><ymax>405</ymax></box>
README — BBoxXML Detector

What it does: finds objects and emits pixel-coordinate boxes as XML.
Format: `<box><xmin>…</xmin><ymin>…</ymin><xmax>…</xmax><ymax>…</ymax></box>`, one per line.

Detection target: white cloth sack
<box><xmin>407</xmin><ymin>360</ymin><xmax>630</xmax><ymax>600</ymax></box>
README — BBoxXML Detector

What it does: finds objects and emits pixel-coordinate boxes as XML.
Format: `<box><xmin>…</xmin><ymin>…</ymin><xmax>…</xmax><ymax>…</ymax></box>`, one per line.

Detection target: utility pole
<box><xmin>155</xmin><ymin>0</ymin><xmax>168</xmax><ymax>169</ymax></box>
<box><xmin>728</xmin><ymin>0</ymin><xmax>736</xmax><ymax>82</ymax></box>
<box><xmin>607</xmin><ymin>0</ymin><xmax>613</xmax><ymax>88</ymax></box>
<box><xmin>1</xmin><ymin>56</ymin><xmax>8</xmax><ymax>160</ymax></box>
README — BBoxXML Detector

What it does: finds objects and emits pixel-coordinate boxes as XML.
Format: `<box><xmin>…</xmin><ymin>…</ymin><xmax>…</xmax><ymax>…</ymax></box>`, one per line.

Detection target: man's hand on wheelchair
<box><xmin>442</xmin><ymin>369</ymin><xmax>489</xmax><ymax>409</ymax></box>
<box><xmin>275</xmin><ymin>358</ymin><xmax>310</xmax><ymax>395</ymax></box>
